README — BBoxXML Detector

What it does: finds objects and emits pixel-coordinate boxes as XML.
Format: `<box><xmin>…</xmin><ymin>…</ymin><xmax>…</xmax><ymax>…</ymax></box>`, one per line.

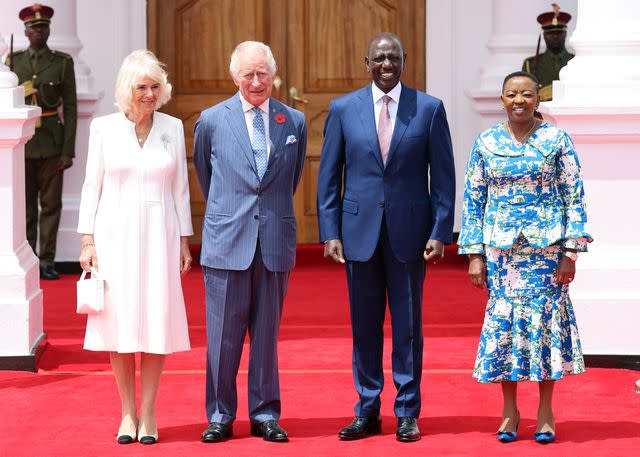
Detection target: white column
<box><xmin>468</xmin><ymin>0</ymin><xmax>577</xmax><ymax>129</ymax></box>
<box><xmin>45</xmin><ymin>0</ymin><xmax>103</xmax><ymax>262</ymax></box>
<box><xmin>541</xmin><ymin>0</ymin><xmax>640</xmax><ymax>356</ymax></box>
<box><xmin>1</xmin><ymin>0</ymin><xmax>103</xmax><ymax>262</ymax></box>
<box><xmin>0</xmin><ymin>34</ymin><xmax>44</xmax><ymax>370</ymax></box>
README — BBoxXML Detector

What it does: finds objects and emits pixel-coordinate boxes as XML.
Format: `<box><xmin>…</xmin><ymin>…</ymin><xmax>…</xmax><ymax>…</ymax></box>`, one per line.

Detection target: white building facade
<box><xmin>1</xmin><ymin>0</ymin><xmax>637</xmax><ymax>367</ymax></box>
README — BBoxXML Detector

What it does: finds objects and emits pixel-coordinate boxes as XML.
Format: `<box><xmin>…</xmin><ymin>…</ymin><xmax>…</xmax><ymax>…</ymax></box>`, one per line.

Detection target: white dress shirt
<box><xmin>239</xmin><ymin>93</ymin><xmax>271</xmax><ymax>159</ymax></box>
<box><xmin>372</xmin><ymin>81</ymin><xmax>402</xmax><ymax>133</ymax></box>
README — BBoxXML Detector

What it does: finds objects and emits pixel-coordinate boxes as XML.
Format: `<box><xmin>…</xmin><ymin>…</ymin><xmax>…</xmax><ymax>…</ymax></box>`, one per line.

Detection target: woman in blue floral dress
<box><xmin>458</xmin><ymin>71</ymin><xmax>592</xmax><ymax>444</ymax></box>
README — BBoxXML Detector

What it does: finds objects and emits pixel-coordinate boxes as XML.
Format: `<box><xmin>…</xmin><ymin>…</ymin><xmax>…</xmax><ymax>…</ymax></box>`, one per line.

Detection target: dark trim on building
<box><xmin>55</xmin><ymin>262</ymin><xmax>83</xmax><ymax>275</ymax></box>
<box><xmin>584</xmin><ymin>355</ymin><xmax>640</xmax><ymax>371</ymax></box>
<box><xmin>0</xmin><ymin>334</ymin><xmax>48</xmax><ymax>372</ymax></box>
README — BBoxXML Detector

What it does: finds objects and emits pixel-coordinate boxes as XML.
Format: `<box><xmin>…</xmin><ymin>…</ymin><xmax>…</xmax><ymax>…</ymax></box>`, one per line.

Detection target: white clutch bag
<box><xmin>76</xmin><ymin>268</ymin><xmax>104</xmax><ymax>314</ymax></box>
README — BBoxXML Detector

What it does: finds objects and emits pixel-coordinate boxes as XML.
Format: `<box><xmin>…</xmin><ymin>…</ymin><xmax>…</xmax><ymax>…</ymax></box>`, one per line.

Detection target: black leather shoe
<box><xmin>250</xmin><ymin>420</ymin><xmax>288</xmax><ymax>442</ymax></box>
<box><xmin>338</xmin><ymin>416</ymin><xmax>382</xmax><ymax>440</ymax></box>
<box><xmin>396</xmin><ymin>417</ymin><xmax>421</xmax><ymax>442</ymax></box>
<box><xmin>40</xmin><ymin>265</ymin><xmax>60</xmax><ymax>280</ymax></box>
<box><xmin>201</xmin><ymin>422</ymin><xmax>233</xmax><ymax>443</ymax></box>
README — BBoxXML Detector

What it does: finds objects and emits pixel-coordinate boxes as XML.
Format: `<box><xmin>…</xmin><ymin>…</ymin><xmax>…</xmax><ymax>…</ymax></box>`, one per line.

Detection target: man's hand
<box><xmin>57</xmin><ymin>156</ymin><xmax>73</xmax><ymax>171</ymax></box>
<box><xmin>423</xmin><ymin>239</ymin><xmax>444</xmax><ymax>263</ymax></box>
<box><xmin>468</xmin><ymin>254</ymin><xmax>486</xmax><ymax>289</ymax></box>
<box><xmin>324</xmin><ymin>239</ymin><xmax>345</xmax><ymax>264</ymax></box>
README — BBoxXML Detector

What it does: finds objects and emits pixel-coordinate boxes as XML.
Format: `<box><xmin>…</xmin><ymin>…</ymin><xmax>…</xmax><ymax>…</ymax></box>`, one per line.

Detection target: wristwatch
<box><xmin>563</xmin><ymin>251</ymin><xmax>578</xmax><ymax>262</ymax></box>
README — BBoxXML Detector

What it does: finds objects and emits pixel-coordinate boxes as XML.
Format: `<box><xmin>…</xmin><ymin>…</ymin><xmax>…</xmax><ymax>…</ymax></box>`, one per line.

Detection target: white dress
<box><xmin>77</xmin><ymin>111</ymin><xmax>193</xmax><ymax>354</ymax></box>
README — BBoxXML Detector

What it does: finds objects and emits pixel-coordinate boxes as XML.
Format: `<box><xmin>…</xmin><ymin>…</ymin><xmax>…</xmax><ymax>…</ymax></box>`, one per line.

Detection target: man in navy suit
<box><xmin>317</xmin><ymin>33</ymin><xmax>455</xmax><ymax>442</ymax></box>
<box><xmin>194</xmin><ymin>41</ymin><xmax>307</xmax><ymax>443</ymax></box>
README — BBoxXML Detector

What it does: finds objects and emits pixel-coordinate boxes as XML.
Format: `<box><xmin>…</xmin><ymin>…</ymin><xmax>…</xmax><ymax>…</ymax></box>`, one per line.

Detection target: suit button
<box><xmin>254</xmin><ymin>215</ymin><xmax>259</xmax><ymax>220</ymax></box>
<box><xmin>379</xmin><ymin>201</ymin><xmax>385</xmax><ymax>208</ymax></box>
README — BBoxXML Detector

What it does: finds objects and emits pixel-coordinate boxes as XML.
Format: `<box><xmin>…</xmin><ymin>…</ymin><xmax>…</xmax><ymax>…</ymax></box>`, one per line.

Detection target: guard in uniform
<box><xmin>522</xmin><ymin>3</ymin><xmax>573</xmax><ymax>101</ymax></box>
<box><xmin>7</xmin><ymin>4</ymin><xmax>77</xmax><ymax>279</ymax></box>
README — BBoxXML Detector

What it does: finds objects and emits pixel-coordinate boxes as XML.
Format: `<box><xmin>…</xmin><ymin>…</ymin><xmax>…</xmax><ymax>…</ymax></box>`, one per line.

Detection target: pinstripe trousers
<box><xmin>203</xmin><ymin>242</ymin><xmax>290</xmax><ymax>425</ymax></box>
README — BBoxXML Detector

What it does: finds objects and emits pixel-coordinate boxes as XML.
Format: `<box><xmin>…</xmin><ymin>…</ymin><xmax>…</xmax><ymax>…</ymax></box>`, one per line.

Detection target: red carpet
<box><xmin>1</xmin><ymin>245</ymin><xmax>638</xmax><ymax>456</ymax></box>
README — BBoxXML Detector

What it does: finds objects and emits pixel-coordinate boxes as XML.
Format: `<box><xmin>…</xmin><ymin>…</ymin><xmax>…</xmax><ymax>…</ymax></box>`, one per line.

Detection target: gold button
<box><xmin>33</xmin><ymin>74</ymin><xmax>38</xmax><ymax>79</ymax></box>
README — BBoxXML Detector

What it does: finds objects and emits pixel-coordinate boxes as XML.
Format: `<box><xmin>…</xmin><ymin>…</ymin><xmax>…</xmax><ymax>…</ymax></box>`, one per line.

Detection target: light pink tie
<box><xmin>378</xmin><ymin>95</ymin><xmax>392</xmax><ymax>165</ymax></box>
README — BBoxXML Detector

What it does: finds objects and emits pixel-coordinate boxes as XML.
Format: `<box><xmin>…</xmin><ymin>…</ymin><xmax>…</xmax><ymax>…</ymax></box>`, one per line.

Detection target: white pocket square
<box><xmin>286</xmin><ymin>135</ymin><xmax>297</xmax><ymax>145</ymax></box>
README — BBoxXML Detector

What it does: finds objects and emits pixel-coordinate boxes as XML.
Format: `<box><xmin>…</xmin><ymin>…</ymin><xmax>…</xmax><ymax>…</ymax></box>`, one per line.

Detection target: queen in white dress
<box><xmin>78</xmin><ymin>50</ymin><xmax>192</xmax><ymax>445</ymax></box>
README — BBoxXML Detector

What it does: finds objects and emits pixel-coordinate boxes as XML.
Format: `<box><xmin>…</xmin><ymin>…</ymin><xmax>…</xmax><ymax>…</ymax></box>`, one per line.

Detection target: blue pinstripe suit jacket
<box><xmin>193</xmin><ymin>94</ymin><xmax>307</xmax><ymax>272</ymax></box>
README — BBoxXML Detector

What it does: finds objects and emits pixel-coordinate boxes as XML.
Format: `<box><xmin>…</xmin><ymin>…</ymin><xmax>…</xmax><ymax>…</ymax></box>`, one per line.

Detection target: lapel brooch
<box><xmin>160</xmin><ymin>133</ymin><xmax>170</xmax><ymax>149</ymax></box>
<box><xmin>275</xmin><ymin>113</ymin><xmax>286</xmax><ymax>124</ymax></box>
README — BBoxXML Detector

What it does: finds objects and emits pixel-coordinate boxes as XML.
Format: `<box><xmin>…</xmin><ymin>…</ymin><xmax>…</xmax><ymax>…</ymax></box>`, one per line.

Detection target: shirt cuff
<box><xmin>458</xmin><ymin>243</ymin><xmax>484</xmax><ymax>255</ymax></box>
<box><xmin>563</xmin><ymin>237</ymin><xmax>589</xmax><ymax>252</ymax></box>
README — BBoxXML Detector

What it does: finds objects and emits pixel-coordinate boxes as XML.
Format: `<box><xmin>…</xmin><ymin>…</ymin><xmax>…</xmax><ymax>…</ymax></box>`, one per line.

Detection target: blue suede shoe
<box><xmin>496</xmin><ymin>414</ymin><xmax>520</xmax><ymax>443</ymax></box>
<box><xmin>534</xmin><ymin>431</ymin><xmax>556</xmax><ymax>444</ymax></box>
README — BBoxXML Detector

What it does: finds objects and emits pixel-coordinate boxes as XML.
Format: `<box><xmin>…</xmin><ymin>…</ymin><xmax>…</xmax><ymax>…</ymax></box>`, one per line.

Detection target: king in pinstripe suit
<box><xmin>193</xmin><ymin>41</ymin><xmax>307</xmax><ymax>443</ymax></box>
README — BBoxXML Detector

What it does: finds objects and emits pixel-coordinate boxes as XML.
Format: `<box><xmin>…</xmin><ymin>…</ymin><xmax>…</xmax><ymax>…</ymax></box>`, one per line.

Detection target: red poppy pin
<box><xmin>275</xmin><ymin>113</ymin><xmax>286</xmax><ymax>124</ymax></box>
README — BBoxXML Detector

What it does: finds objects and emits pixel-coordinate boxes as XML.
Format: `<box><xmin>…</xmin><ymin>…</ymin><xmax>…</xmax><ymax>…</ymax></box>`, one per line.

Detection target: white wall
<box><xmin>77</xmin><ymin>0</ymin><xmax>146</xmax><ymax>118</ymax></box>
<box><xmin>427</xmin><ymin>0</ymin><xmax>577</xmax><ymax>231</ymax></box>
<box><xmin>2</xmin><ymin>0</ymin><xmax>579</xmax><ymax>242</ymax></box>
<box><xmin>427</xmin><ymin>0</ymin><xmax>490</xmax><ymax>231</ymax></box>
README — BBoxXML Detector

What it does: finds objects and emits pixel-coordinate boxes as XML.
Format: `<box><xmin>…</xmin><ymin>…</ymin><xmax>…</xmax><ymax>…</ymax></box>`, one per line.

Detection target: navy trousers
<box><xmin>203</xmin><ymin>243</ymin><xmax>290</xmax><ymax>425</ymax></box>
<box><xmin>345</xmin><ymin>219</ymin><xmax>426</xmax><ymax>418</ymax></box>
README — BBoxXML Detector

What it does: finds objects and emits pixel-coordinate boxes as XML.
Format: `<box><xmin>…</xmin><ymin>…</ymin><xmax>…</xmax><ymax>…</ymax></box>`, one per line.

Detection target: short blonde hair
<box><xmin>229</xmin><ymin>41</ymin><xmax>277</xmax><ymax>79</ymax></box>
<box><xmin>114</xmin><ymin>49</ymin><xmax>172</xmax><ymax>113</ymax></box>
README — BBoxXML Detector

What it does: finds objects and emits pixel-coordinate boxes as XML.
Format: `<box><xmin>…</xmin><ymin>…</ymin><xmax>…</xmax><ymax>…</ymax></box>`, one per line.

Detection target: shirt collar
<box><xmin>239</xmin><ymin>92</ymin><xmax>270</xmax><ymax>115</ymax></box>
<box><xmin>371</xmin><ymin>81</ymin><xmax>402</xmax><ymax>104</ymax></box>
<box><xmin>28</xmin><ymin>45</ymin><xmax>50</xmax><ymax>59</ymax></box>
<box><xmin>548</xmin><ymin>49</ymin><xmax>571</xmax><ymax>62</ymax></box>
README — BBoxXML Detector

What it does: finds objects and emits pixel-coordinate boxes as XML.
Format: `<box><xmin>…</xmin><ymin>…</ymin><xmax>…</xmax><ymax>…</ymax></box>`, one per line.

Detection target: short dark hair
<box><xmin>368</xmin><ymin>32</ymin><xmax>405</xmax><ymax>58</ymax></box>
<box><xmin>502</xmin><ymin>71</ymin><xmax>539</xmax><ymax>92</ymax></box>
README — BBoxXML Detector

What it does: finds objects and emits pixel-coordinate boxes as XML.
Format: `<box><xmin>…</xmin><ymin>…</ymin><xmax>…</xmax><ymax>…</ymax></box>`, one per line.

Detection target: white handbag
<box><xmin>76</xmin><ymin>268</ymin><xmax>104</xmax><ymax>314</ymax></box>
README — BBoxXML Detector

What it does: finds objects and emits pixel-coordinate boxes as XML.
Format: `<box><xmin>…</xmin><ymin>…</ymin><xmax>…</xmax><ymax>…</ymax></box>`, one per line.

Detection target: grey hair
<box><xmin>114</xmin><ymin>49</ymin><xmax>172</xmax><ymax>113</ymax></box>
<box><xmin>229</xmin><ymin>41</ymin><xmax>277</xmax><ymax>78</ymax></box>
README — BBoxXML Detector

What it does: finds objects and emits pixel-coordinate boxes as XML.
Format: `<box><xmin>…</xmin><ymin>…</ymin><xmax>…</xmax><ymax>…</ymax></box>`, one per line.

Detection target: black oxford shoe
<box><xmin>338</xmin><ymin>416</ymin><xmax>382</xmax><ymax>440</ymax></box>
<box><xmin>201</xmin><ymin>422</ymin><xmax>233</xmax><ymax>443</ymax></box>
<box><xmin>396</xmin><ymin>417</ymin><xmax>421</xmax><ymax>442</ymax></box>
<box><xmin>40</xmin><ymin>265</ymin><xmax>60</xmax><ymax>280</ymax></box>
<box><xmin>250</xmin><ymin>420</ymin><xmax>288</xmax><ymax>442</ymax></box>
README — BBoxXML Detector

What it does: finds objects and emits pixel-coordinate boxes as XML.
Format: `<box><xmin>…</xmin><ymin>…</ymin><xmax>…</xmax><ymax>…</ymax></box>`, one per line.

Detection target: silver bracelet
<box><xmin>82</xmin><ymin>243</ymin><xmax>95</xmax><ymax>250</ymax></box>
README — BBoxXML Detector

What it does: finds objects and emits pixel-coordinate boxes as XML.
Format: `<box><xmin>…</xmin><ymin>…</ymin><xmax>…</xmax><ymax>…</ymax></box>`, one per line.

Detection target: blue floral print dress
<box><xmin>458</xmin><ymin>122</ymin><xmax>592</xmax><ymax>383</ymax></box>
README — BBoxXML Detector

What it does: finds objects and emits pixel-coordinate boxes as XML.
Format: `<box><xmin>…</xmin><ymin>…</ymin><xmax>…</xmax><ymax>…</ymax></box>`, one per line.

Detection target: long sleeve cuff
<box><xmin>562</xmin><ymin>237</ymin><xmax>590</xmax><ymax>252</ymax></box>
<box><xmin>564</xmin><ymin>221</ymin><xmax>593</xmax><ymax>244</ymax></box>
<box><xmin>458</xmin><ymin>243</ymin><xmax>484</xmax><ymax>255</ymax></box>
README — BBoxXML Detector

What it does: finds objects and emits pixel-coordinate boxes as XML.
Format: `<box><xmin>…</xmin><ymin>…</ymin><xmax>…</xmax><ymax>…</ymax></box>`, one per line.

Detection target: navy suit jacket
<box><xmin>194</xmin><ymin>94</ymin><xmax>307</xmax><ymax>272</ymax></box>
<box><xmin>317</xmin><ymin>84</ymin><xmax>455</xmax><ymax>263</ymax></box>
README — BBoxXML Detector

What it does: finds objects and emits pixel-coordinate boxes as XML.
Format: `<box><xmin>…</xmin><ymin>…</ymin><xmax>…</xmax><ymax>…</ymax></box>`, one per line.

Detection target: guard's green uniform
<box><xmin>8</xmin><ymin>45</ymin><xmax>77</xmax><ymax>267</ymax></box>
<box><xmin>522</xmin><ymin>49</ymin><xmax>574</xmax><ymax>101</ymax></box>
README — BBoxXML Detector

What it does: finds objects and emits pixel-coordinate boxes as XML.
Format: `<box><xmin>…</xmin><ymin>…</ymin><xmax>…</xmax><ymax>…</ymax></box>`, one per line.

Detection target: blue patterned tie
<box><xmin>251</xmin><ymin>107</ymin><xmax>268</xmax><ymax>180</ymax></box>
